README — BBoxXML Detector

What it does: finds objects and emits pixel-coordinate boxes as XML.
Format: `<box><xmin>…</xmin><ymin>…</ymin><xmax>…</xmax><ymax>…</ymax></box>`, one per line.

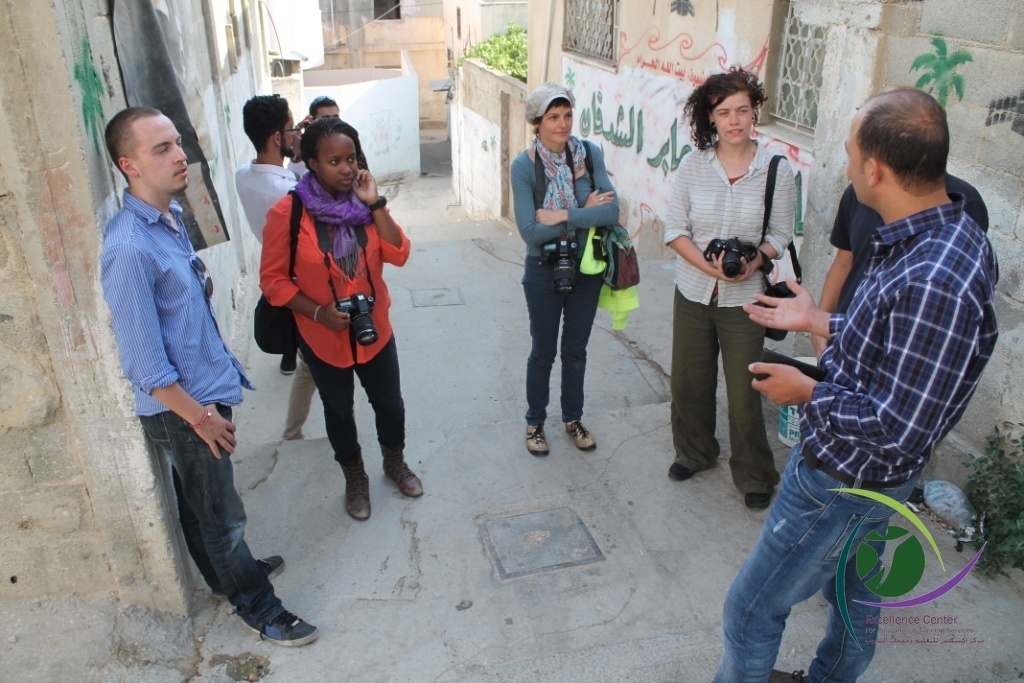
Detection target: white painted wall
<box><xmin>303</xmin><ymin>67</ymin><xmax>422</xmax><ymax>180</ymax></box>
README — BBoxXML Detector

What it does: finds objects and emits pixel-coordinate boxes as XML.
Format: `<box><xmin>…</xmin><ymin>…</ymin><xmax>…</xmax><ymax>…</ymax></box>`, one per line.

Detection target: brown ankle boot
<box><xmin>339</xmin><ymin>456</ymin><xmax>371</xmax><ymax>520</ymax></box>
<box><xmin>382</xmin><ymin>444</ymin><xmax>423</xmax><ymax>497</ymax></box>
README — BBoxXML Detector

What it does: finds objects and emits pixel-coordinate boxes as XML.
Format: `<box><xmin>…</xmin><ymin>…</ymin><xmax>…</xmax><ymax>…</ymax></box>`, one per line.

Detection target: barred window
<box><xmin>772</xmin><ymin>1</ymin><xmax>826</xmax><ymax>134</ymax></box>
<box><xmin>563</xmin><ymin>0</ymin><xmax>616</xmax><ymax>63</ymax></box>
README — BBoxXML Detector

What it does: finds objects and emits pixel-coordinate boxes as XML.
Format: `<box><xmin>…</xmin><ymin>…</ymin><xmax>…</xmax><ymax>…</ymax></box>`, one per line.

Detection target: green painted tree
<box><xmin>910</xmin><ymin>36</ymin><xmax>972</xmax><ymax>107</ymax></box>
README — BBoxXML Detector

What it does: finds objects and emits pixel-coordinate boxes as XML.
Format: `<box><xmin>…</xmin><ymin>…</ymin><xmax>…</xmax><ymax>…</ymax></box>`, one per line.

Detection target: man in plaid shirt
<box><xmin>714</xmin><ymin>88</ymin><xmax>999</xmax><ymax>683</ymax></box>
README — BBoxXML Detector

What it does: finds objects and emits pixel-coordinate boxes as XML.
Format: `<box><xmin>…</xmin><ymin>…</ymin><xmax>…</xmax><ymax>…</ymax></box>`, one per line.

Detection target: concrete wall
<box><xmin>443</xmin><ymin>0</ymin><xmax>528</xmax><ymax>61</ymax></box>
<box><xmin>0</xmin><ymin>0</ymin><xmax>272</xmax><ymax>616</ymax></box>
<box><xmin>451</xmin><ymin>59</ymin><xmax>526</xmax><ymax>221</ymax></box>
<box><xmin>319</xmin><ymin>0</ymin><xmax>448</xmax><ymax>125</ymax></box>
<box><xmin>303</xmin><ymin>67</ymin><xmax>422</xmax><ymax>180</ymax></box>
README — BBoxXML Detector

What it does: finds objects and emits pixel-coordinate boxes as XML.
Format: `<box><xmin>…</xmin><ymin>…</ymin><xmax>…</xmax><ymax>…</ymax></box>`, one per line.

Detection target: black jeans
<box><xmin>521</xmin><ymin>257</ymin><xmax>602</xmax><ymax>426</ymax></box>
<box><xmin>298</xmin><ymin>334</ymin><xmax>405</xmax><ymax>465</ymax></box>
<box><xmin>138</xmin><ymin>405</ymin><xmax>282</xmax><ymax>625</ymax></box>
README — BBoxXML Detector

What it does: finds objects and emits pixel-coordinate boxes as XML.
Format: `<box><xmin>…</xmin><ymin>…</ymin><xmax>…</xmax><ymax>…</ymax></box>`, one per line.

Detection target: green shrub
<box><xmin>461</xmin><ymin>24</ymin><xmax>527</xmax><ymax>82</ymax></box>
<box><xmin>965</xmin><ymin>423</ymin><xmax>1024</xmax><ymax>575</ymax></box>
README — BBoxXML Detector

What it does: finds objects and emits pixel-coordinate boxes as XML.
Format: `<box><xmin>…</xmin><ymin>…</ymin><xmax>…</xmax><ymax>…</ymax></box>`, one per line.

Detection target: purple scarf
<box><xmin>294</xmin><ymin>173</ymin><xmax>372</xmax><ymax>277</ymax></box>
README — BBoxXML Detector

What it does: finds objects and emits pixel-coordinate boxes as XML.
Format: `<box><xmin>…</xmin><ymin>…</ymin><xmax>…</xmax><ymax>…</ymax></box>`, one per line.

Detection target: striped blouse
<box><xmin>663</xmin><ymin>142</ymin><xmax>795</xmax><ymax>307</ymax></box>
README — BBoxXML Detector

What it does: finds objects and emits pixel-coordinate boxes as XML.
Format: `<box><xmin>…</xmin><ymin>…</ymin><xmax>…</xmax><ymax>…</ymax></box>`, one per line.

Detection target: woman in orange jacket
<box><xmin>260</xmin><ymin>117</ymin><xmax>420</xmax><ymax>521</ymax></box>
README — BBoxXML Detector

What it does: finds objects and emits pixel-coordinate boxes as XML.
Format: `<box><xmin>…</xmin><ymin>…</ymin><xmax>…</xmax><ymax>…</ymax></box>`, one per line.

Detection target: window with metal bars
<box><xmin>771</xmin><ymin>1</ymin><xmax>826</xmax><ymax>135</ymax></box>
<box><xmin>563</xmin><ymin>0</ymin><xmax>616</xmax><ymax>64</ymax></box>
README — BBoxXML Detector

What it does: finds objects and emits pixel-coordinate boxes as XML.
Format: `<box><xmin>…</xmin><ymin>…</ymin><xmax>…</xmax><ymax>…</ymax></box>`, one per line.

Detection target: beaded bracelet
<box><xmin>190</xmin><ymin>409</ymin><xmax>212</xmax><ymax>430</ymax></box>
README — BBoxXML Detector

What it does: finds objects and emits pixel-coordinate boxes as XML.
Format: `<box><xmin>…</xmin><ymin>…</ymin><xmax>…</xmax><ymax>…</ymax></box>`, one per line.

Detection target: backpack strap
<box><xmin>760</xmin><ymin>155</ymin><xmax>803</xmax><ymax>284</ymax></box>
<box><xmin>288</xmin><ymin>191</ymin><xmax>303</xmax><ymax>282</ymax></box>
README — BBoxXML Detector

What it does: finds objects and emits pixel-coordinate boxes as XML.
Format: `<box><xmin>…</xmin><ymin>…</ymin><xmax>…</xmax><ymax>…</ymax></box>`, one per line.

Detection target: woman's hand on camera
<box><xmin>353</xmin><ymin>169</ymin><xmax>379</xmax><ymax>206</ymax></box>
<box><xmin>585</xmin><ymin>190</ymin><xmax>615</xmax><ymax>208</ymax></box>
<box><xmin>316</xmin><ymin>305</ymin><xmax>351</xmax><ymax>332</ymax></box>
<box><xmin>535</xmin><ymin>208</ymin><xmax>568</xmax><ymax>226</ymax></box>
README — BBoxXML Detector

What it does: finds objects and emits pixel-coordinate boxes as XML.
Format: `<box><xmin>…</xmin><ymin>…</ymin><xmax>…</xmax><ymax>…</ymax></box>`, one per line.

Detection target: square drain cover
<box><xmin>411</xmin><ymin>288</ymin><xmax>465</xmax><ymax>307</ymax></box>
<box><xmin>480</xmin><ymin>506</ymin><xmax>604</xmax><ymax>579</ymax></box>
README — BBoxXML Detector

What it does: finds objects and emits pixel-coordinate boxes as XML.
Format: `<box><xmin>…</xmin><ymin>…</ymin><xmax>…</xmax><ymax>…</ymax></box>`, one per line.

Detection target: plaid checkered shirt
<box><xmin>802</xmin><ymin>199</ymin><xmax>998</xmax><ymax>484</ymax></box>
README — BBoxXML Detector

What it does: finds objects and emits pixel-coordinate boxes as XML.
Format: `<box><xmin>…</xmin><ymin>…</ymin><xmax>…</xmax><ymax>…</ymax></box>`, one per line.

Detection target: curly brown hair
<box><xmin>684</xmin><ymin>67</ymin><xmax>766</xmax><ymax>151</ymax></box>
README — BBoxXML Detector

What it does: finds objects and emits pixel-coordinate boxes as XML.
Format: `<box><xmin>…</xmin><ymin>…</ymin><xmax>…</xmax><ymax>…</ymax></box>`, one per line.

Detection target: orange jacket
<box><xmin>260</xmin><ymin>194</ymin><xmax>410</xmax><ymax>368</ymax></box>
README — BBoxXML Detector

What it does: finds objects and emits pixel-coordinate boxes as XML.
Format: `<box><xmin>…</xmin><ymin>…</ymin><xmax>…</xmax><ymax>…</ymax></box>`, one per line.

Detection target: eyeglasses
<box><xmin>311</xmin><ymin>95</ymin><xmax>333</xmax><ymax>107</ymax></box>
<box><xmin>283</xmin><ymin>126</ymin><xmax>301</xmax><ymax>134</ymax></box>
<box><xmin>189</xmin><ymin>255</ymin><xmax>214</xmax><ymax>299</ymax></box>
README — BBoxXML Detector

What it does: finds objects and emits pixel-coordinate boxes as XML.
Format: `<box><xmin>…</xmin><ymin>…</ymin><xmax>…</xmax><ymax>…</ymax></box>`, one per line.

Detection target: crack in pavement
<box><xmin>472</xmin><ymin>238</ymin><xmax>524</xmax><ymax>268</ymax></box>
<box><xmin>246</xmin><ymin>446</ymin><xmax>281</xmax><ymax>491</ymax></box>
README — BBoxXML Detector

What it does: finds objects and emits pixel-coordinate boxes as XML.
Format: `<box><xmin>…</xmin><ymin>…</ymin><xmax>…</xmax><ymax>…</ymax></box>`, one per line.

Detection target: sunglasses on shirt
<box><xmin>189</xmin><ymin>255</ymin><xmax>214</xmax><ymax>299</ymax></box>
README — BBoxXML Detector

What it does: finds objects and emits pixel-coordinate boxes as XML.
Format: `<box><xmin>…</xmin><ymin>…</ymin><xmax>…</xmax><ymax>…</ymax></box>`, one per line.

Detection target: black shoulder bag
<box><xmin>759</xmin><ymin>155</ymin><xmax>803</xmax><ymax>341</ymax></box>
<box><xmin>253</xmin><ymin>192</ymin><xmax>303</xmax><ymax>354</ymax></box>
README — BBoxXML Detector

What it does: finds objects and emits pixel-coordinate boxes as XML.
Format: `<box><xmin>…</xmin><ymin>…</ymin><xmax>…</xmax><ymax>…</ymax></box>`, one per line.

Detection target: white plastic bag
<box><xmin>923</xmin><ymin>479</ymin><xmax>977</xmax><ymax>532</ymax></box>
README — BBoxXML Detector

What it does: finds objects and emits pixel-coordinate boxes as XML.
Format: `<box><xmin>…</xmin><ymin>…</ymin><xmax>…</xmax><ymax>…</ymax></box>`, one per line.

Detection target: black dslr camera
<box><xmin>703</xmin><ymin>237</ymin><xmax>759</xmax><ymax>278</ymax></box>
<box><xmin>336</xmin><ymin>293</ymin><xmax>378</xmax><ymax>346</ymax></box>
<box><xmin>542</xmin><ymin>235</ymin><xmax>579</xmax><ymax>294</ymax></box>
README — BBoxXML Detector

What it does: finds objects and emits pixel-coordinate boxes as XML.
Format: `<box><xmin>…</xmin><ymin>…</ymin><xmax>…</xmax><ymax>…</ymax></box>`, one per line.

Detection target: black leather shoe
<box><xmin>769</xmin><ymin>670</ymin><xmax>807</xmax><ymax>683</ymax></box>
<box><xmin>745</xmin><ymin>492</ymin><xmax>772</xmax><ymax>510</ymax></box>
<box><xmin>668</xmin><ymin>463</ymin><xmax>696</xmax><ymax>481</ymax></box>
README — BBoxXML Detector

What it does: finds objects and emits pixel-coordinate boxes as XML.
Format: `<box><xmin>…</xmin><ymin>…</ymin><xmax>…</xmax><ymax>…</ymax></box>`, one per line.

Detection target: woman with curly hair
<box><xmin>663</xmin><ymin>67</ymin><xmax>795</xmax><ymax>509</ymax></box>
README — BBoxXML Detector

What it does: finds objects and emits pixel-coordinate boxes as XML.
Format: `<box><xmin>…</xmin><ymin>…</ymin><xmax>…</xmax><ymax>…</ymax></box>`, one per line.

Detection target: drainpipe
<box><xmin>542</xmin><ymin>0</ymin><xmax>555</xmax><ymax>82</ymax></box>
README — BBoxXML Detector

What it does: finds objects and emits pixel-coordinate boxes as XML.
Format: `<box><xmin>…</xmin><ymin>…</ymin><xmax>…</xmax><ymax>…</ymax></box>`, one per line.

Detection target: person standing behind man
<box><xmin>719</xmin><ymin>88</ymin><xmax>997</xmax><ymax>682</ymax></box>
<box><xmin>288</xmin><ymin>95</ymin><xmax>343</xmax><ymax>177</ymax></box>
<box><xmin>101</xmin><ymin>106</ymin><xmax>318</xmax><ymax>646</ymax></box>
<box><xmin>813</xmin><ymin>175</ymin><xmax>988</xmax><ymax>355</ymax></box>
<box><xmin>235</xmin><ymin>94</ymin><xmax>317</xmax><ymax>440</ymax></box>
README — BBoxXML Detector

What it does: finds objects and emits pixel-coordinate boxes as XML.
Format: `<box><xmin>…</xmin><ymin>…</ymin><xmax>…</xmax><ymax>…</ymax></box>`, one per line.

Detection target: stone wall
<box><xmin>0</xmin><ymin>0</ymin><xmax>271</xmax><ymax>616</ymax></box>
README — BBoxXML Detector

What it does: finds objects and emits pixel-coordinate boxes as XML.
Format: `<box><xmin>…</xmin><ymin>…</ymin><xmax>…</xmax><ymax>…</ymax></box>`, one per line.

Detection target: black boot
<box><xmin>339</xmin><ymin>456</ymin><xmax>371</xmax><ymax>520</ymax></box>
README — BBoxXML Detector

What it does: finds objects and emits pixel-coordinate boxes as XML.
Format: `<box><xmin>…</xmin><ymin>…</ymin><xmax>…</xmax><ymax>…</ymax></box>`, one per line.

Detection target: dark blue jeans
<box><xmin>139</xmin><ymin>405</ymin><xmax>282</xmax><ymax>625</ymax></box>
<box><xmin>521</xmin><ymin>257</ymin><xmax>602</xmax><ymax>426</ymax></box>
<box><xmin>298</xmin><ymin>334</ymin><xmax>405</xmax><ymax>465</ymax></box>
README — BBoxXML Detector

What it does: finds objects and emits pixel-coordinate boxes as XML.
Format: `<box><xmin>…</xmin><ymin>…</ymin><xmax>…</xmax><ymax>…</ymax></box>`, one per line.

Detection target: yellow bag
<box><xmin>579</xmin><ymin>227</ymin><xmax>606</xmax><ymax>275</ymax></box>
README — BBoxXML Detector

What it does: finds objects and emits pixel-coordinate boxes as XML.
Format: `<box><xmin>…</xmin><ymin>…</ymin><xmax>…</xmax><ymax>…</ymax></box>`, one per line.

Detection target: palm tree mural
<box><xmin>671</xmin><ymin>0</ymin><xmax>695</xmax><ymax>16</ymax></box>
<box><xmin>910</xmin><ymin>37</ymin><xmax>973</xmax><ymax>107</ymax></box>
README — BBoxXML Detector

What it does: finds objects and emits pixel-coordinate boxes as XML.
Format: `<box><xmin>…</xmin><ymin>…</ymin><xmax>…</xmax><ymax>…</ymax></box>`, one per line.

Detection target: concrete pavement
<box><xmin>3</xmin><ymin>135</ymin><xmax>1023</xmax><ymax>682</ymax></box>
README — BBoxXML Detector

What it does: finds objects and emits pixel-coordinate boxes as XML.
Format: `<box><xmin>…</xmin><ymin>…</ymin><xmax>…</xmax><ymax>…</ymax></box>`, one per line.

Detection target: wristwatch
<box><xmin>368</xmin><ymin>196</ymin><xmax>387</xmax><ymax>212</ymax></box>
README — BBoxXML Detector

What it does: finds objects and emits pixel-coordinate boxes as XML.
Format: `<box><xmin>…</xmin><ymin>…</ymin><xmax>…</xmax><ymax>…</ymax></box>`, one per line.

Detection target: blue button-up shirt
<box><xmin>803</xmin><ymin>200</ymin><xmax>998</xmax><ymax>484</ymax></box>
<box><xmin>101</xmin><ymin>191</ymin><xmax>254</xmax><ymax>416</ymax></box>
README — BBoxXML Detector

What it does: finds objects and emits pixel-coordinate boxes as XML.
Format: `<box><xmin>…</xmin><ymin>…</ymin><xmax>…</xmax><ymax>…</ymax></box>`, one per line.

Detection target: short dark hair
<box><xmin>309</xmin><ymin>95</ymin><xmax>338</xmax><ymax>118</ymax></box>
<box><xmin>300</xmin><ymin>116</ymin><xmax>369</xmax><ymax>171</ymax></box>
<box><xmin>858</xmin><ymin>88</ymin><xmax>948</xmax><ymax>194</ymax></box>
<box><xmin>683</xmin><ymin>67</ymin><xmax>766</xmax><ymax>151</ymax></box>
<box><xmin>242</xmin><ymin>95</ymin><xmax>291</xmax><ymax>151</ymax></box>
<box><xmin>104</xmin><ymin>106</ymin><xmax>164</xmax><ymax>174</ymax></box>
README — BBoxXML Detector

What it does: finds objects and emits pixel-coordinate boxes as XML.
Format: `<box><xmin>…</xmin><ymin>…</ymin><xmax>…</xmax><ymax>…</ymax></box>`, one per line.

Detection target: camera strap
<box><xmin>761</xmin><ymin>155</ymin><xmax>803</xmax><ymax>285</ymax></box>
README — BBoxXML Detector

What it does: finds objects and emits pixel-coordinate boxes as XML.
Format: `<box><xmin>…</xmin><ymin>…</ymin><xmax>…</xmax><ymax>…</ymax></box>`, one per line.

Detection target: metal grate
<box><xmin>563</xmin><ymin>0</ymin><xmax>616</xmax><ymax>63</ymax></box>
<box><xmin>772</xmin><ymin>1</ymin><xmax>826</xmax><ymax>135</ymax></box>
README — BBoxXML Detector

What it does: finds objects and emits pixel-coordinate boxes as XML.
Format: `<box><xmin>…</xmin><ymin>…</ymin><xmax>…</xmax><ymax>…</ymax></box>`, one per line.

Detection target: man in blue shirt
<box><xmin>718</xmin><ymin>89</ymin><xmax>998</xmax><ymax>682</ymax></box>
<box><xmin>100</xmin><ymin>107</ymin><xmax>318</xmax><ymax>647</ymax></box>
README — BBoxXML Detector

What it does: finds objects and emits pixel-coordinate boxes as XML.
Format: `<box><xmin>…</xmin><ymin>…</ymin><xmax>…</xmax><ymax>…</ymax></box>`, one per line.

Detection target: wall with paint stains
<box><xmin>0</xmin><ymin>0</ymin><xmax>282</xmax><ymax>618</ymax></box>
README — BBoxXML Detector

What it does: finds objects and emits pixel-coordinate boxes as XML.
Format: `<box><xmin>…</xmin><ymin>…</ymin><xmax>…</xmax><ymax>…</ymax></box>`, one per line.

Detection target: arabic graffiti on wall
<box><xmin>564</xmin><ymin>57</ymin><xmax>812</xmax><ymax>246</ymax></box>
<box><xmin>985</xmin><ymin>89</ymin><xmax>1024</xmax><ymax>137</ymax></box>
<box><xmin>616</xmin><ymin>26</ymin><xmax>769</xmax><ymax>86</ymax></box>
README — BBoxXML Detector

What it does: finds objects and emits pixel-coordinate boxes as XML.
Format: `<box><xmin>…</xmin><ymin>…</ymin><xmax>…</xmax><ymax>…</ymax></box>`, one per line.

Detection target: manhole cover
<box><xmin>480</xmin><ymin>506</ymin><xmax>604</xmax><ymax>579</ymax></box>
<box><xmin>411</xmin><ymin>288</ymin><xmax>465</xmax><ymax>307</ymax></box>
